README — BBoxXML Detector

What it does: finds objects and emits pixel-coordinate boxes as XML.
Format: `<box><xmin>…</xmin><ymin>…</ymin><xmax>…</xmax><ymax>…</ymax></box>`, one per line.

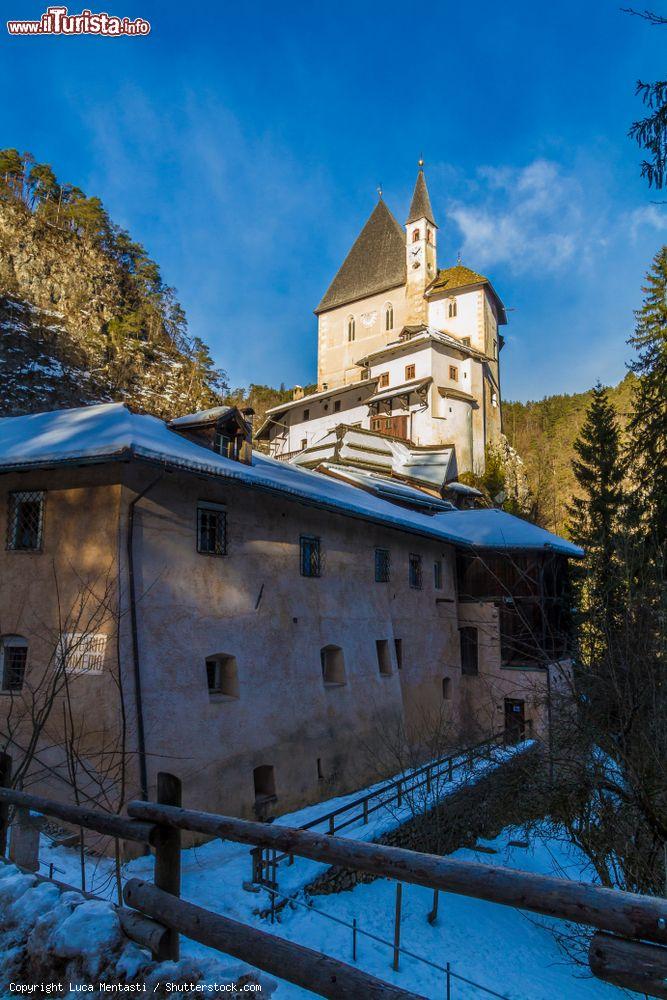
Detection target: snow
<box><xmin>0</xmin><ymin>863</ymin><xmax>276</xmax><ymax>996</ymax></box>
<box><xmin>21</xmin><ymin>741</ymin><xmax>626</xmax><ymax>998</ymax></box>
<box><xmin>0</xmin><ymin>403</ymin><xmax>582</xmax><ymax>557</ymax></box>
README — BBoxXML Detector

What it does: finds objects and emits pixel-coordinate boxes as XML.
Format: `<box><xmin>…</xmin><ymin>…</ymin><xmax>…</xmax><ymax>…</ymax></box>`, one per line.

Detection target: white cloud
<box><xmin>626</xmin><ymin>204</ymin><xmax>667</xmax><ymax>241</ymax></box>
<box><xmin>447</xmin><ymin>158</ymin><xmax>600</xmax><ymax>275</ymax></box>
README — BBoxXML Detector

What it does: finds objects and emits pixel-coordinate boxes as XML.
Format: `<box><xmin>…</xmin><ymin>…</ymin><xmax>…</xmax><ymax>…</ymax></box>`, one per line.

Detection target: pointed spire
<box><xmin>406</xmin><ymin>161</ymin><xmax>436</xmax><ymax>226</ymax></box>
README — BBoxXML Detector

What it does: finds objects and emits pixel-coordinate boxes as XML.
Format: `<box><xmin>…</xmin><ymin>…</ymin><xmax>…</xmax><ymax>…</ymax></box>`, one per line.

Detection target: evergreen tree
<box><xmin>567</xmin><ymin>383</ymin><xmax>625</xmax><ymax>649</ymax></box>
<box><xmin>626</xmin><ymin>247</ymin><xmax>667</xmax><ymax>551</ymax></box>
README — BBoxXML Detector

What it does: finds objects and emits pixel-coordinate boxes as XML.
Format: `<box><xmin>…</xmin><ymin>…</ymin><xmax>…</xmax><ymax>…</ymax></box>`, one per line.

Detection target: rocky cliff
<box><xmin>0</xmin><ymin>152</ymin><xmax>226</xmax><ymax>419</ymax></box>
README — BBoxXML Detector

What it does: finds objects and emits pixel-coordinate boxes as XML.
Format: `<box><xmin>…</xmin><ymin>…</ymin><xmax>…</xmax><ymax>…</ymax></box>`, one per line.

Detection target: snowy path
<box><xmin>35</xmin><ymin>743</ymin><xmax>625</xmax><ymax>999</ymax></box>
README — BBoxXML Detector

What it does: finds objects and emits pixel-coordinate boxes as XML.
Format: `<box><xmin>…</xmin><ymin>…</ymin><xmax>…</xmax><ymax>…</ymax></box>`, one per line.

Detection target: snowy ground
<box><xmin>31</xmin><ymin>744</ymin><xmax>625</xmax><ymax>1000</ymax></box>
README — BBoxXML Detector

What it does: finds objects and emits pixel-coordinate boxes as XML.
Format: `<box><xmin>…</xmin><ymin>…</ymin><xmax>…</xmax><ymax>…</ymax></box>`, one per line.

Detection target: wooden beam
<box><xmin>127</xmin><ymin>800</ymin><xmax>667</xmax><ymax>946</ymax></box>
<box><xmin>588</xmin><ymin>931</ymin><xmax>667</xmax><ymax>998</ymax></box>
<box><xmin>153</xmin><ymin>773</ymin><xmax>181</xmax><ymax>962</ymax></box>
<box><xmin>124</xmin><ymin>879</ymin><xmax>424</xmax><ymax>999</ymax></box>
<box><xmin>0</xmin><ymin>788</ymin><xmax>156</xmax><ymax>845</ymax></box>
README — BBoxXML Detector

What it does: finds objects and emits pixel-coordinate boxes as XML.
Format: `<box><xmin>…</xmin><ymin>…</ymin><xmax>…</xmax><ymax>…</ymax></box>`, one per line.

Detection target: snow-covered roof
<box><xmin>0</xmin><ymin>403</ymin><xmax>583</xmax><ymax>557</ymax></box>
<box><xmin>291</xmin><ymin>424</ymin><xmax>457</xmax><ymax>488</ymax></box>
<box><xmin>320</xmin><ymin>464</ymin><xmax>455</xmax><ymax>513</ymax></box>
<box><xmin>168</xmin><ymin>406</ymin><xmax>235</xmax><ymax>428</ymax></box>
<box><xmin>368</xmin><ymin>375</ymin><xmax>432</xmax><ymax>404</ymax></box>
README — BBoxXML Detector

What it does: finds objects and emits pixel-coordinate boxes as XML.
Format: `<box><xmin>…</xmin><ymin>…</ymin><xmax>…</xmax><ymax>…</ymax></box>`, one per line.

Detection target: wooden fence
<box><xmin>0</xmin><ymin>754</ymin><xmax>666</xmax><ymax>998</ymax></box>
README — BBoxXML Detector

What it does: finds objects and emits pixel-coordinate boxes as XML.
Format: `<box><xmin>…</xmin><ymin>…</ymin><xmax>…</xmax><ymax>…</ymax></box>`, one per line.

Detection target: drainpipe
<box><xmin>126</xmin><ymin>473</ymin><xmax>164</xmax><ymax>802</ymax></box>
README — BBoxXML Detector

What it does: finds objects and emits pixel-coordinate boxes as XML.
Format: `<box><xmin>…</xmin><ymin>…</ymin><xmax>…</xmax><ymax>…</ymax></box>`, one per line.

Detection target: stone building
<box><xmin>0</xmin><ymin>402</ymin><xmax>579</xmax><ymax>827</ymax></box>
<box><xmin>256</xmin><ymin>164</ymin><xmax>505</xmax><ymax>474</ymax></box>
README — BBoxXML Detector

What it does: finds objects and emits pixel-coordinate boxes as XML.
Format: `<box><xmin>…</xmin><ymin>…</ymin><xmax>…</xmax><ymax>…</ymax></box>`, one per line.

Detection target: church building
<box><xmin>256</xmin><ymin>164</ymin><xmax>506</xmax><ymax>477</ymax></box>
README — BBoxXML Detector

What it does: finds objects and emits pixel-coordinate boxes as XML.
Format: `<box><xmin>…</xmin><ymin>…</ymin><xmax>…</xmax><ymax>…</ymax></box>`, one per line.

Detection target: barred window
<box><xmin>300</xmin><ymin>535</ymin><xmax>321</xmax><ymax>578</ymax></box>
<box><xmin>59</xmin><ymin>632</ymin><xmax>107</xmax><ymax>675</ymax></box>
<box><xmin>7</xmin><ymin>491</ymin><xmax>44</xmax><ymax>551</ymax></box>
<box><xmin>375</xmin><ymin>547</ymin><xmax>390</xmax><ymax>583</ymax></box>
<box><xmin>409</xmin><ymin>553</ymin><xmax>422</xmax><ymax>590</ymax></box>
<box><xmin>197</xmin><ymin>503</ymin><xmax>227</xmax><ymax>556</ymax></box>
<box><xmin>0</xmin><ymin>636</ymin><xmax>27</xmax><ymax>693</ymax></box>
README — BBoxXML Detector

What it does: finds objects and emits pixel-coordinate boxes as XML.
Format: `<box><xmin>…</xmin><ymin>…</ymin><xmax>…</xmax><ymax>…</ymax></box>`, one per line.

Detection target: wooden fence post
<box><xmin>0</xmin><ymin>753</ymin><xmax>12</xmax><ymax>856</ymax></box>
<box><xmin>393</xmin><ymin>881</ymin><xmax>403</xmax><ymax>972</ymax></box>
<box><xmin>153</xmin><ymin>772</ymin><xmax>181</xmax><ymax>962</ymax></box>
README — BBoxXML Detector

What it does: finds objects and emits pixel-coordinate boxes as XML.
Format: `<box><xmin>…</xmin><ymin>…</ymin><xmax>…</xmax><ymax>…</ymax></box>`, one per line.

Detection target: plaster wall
<box><xmin>317</xmin><ymin>286</ymin><xmax>406</xmax><ymax>389</ymax></box>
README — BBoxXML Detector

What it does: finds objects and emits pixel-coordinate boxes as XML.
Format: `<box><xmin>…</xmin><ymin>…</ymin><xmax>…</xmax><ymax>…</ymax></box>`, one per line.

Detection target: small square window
<box><xmin>379</xmin><ymin>372</ymin><xmax>389</xmax><ymax>388</ymax></box>
<box><xmin>375</xmin><ymin>547</ymin><xmax>390</xmax><ymax>583</ymax></box>
<box><xmin>206</xmin><ymin>654</ymin><xmax>239</xmax><ymax>698</ymax></box>
<box><xmin>409</xmin><ymin>553</ymin><xmax>422</xmax><ymax>590</ymax></box>
<box><xmin>197</xmin><ymin>504</ymin><xmax>227</xmax><ymax>556</ymax></box>
<box><xmin>301</xmin><ymin>438</ymin><xmax>308</xmax><ymax>450</ymax></box>
<box><xmin>461</xmin><ymin>337</ymin><xmax>471</xmax><ymax>347</ymax></box>
<box><xmin>7</xmin><ymin>491</ymin><xmax>44</xmax><ymax>551</ymax></box>
<box><xmin>300</xmin><ymin>535</ymin><xmax>321</xmax><ymax>577</ymax></box>
<box><xmin>405</xmin><ymin>364</ymin><xmax>416</xmax><ymax>381</ymax></box>
<box><xmin>449</xmin><ymin>366</ymin><xmax>458</xmax><ymax>381</ymax></box>
<box><xmin>434</xmin><ymin>559</ymin><xmax>443</xmax><ymax>590</ymax></box>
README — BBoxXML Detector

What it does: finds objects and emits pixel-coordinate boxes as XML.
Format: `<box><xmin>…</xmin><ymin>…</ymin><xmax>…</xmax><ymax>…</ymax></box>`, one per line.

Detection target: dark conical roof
<box><xmin>406</xmin><ymin>168</ymin><xmax>436</xmax><ymax>226</ymax></box>
<box><xmin>315</xmin><ymin>199</ymin><xmax>407</xmax><ymax>314</ymax></box>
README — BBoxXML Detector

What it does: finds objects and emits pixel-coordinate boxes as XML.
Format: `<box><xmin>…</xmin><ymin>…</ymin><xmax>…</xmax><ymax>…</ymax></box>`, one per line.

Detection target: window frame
<box><xmin>385</xmin><ymin>303</ymin><xmax>394</xmax><ymax>331</ymax></box>
<box><xmin>206</xmin><ymin>653</ymin><xmax>240</xmax><ymax>699</ymax></box>
<box><xmin>448</xmin><ymin>298</ymin><xmax>457</xmax><ymax>318</ymax></box>
<box><xmin>379</xmin><ymin>372</ymin><xmax>389</xmax><ymax>388</ymax></box>
<box><xmin>460</xmin><ymin>626</ymin><xmax>479</xmax><ymax>676</ymax></box>
<box><xmin>300</xmin><ymin>535</ymin><xmax>321</xmax><ymax>578</ymax></box>
<box><xmin>0</xmin><ymin>636</ymin><xmax>27</xmax><ymax>694</ymax></box>
<box><xmin>449</xmin><ymin>365</ymin><xmax>459</xmax><ymax>381</ymax></box>
<box><xmin>197</xmin><ymin>502</ymin><xmax>228</xmax><ymax>557</ymax></box>
<box><xmin>409</xmin><ymin>553</ymin><xmax>423</xmax><ymax>590</ymax></box>
<box><xmin>347</xmin><ymin>316</ymin><xmax>355</xmax><ymax>342</ymax></box>
<box><xmin>6</xmin><ymin>490</ymin><xmax>45</xmax><ymax>552</ymax></box>
<box><xmin>405</xmin><ymin>364</ymin><xmax>416</xmax><ymax>381</ymax></box>
<box><xmin>374</xmin><ymin>547</ymin><xmax>391</xmax><ymax>583</ymax></box>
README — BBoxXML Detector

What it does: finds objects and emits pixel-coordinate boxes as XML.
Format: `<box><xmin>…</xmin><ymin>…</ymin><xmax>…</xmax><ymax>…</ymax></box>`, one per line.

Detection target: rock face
<box><xmin>0</xmin><ymin>198</ymin><xmax>225</xmax><ymax>418</ymax></box>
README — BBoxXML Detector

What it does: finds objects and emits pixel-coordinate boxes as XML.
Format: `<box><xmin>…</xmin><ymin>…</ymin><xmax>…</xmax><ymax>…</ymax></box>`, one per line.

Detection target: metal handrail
<box><xmin>252</xmin><ymin>731</ymin><xmax>509</xmax><ymax>885</ymax></box>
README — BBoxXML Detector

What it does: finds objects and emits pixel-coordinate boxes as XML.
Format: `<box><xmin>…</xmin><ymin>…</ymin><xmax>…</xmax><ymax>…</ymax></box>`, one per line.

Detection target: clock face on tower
<box><xmin>410</xmin><ymin>244</ymin><xmax>423</xmax><ymax>269</ymax></box>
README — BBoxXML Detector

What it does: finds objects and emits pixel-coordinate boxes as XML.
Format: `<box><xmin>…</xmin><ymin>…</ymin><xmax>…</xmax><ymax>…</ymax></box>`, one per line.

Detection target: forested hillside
<box><xmin>0</xmin><ymin>148</ymin><xmax>227</xmax><ymax>418</ymax></box>
<box><xmin>504</xmin><ymin>373</ymin><xmax>638</xmax><ymax>535</ymax></box>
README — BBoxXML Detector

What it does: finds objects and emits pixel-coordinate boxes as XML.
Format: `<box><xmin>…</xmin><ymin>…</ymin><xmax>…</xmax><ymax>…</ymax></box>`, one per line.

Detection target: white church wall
<box><xmin>271</xmin><ymin>389</ymin><xmax>371</xmax><ymax>456</ymax></box>
<box><xmin>367</xmin><ymin>340</ymin><xmax>433</xmax><ymax>387</ymax></box>
<box><xmin>428</xmin><ymin>289</ymin><xmax>484</xmax><ymax>352</ymax></box>
<box><xmin>317</xmin><ymin>286</ymin><xmax>407</xmax><ymax>390</ymax></box>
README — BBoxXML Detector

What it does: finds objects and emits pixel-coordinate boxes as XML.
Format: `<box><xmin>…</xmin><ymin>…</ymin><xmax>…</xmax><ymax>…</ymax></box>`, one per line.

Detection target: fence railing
<box><xmin>1</xmin><ymin>752</ymin><xmax>666</xmax><ymax>999</ymax></box>
<box><xmin>250</xmin><ymin>730</ymin><xmax>514</xmax><ymax>887</ymax></box>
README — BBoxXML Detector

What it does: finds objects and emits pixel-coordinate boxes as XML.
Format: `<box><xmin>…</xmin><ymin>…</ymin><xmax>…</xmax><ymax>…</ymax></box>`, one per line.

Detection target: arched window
<box><xmin>427</xmin><ymin>228</ymin><xmax>433</xmax><ymax>243</ymax></box>
<box><xmin>448</xmin><ymin>298</ymin><xmax>457</xmax><ymax>319</ymax></box>
<box><xmin>384</xmin><ymin>303</ymin><xmax>393</xmax><ymax>331</ymax></box>
<box><xmin>347</xmin><ymin>316</ymin><xmax>355</xmax><ymax>342</ymax></box>
<box><xmin>1</xmin><ymin>635</ymin><xmax>27</xmax><ymax>693</ymax></box>
<box><xmin>412</xmin><ymin>229</ymin><xmax>420</xmax><ymax>243</ymax></box>
<box><xmin>491</xmin><ymin>391</ymin><xmax>498</xmax><ymax>408</ymax></box>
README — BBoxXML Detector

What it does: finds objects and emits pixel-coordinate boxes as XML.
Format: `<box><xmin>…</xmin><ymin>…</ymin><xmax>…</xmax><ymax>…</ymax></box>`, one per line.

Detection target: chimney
<box><xmin>292</xmin><ymin>385</ymin><xmax>305</xmax><ymax>401</ymax></box>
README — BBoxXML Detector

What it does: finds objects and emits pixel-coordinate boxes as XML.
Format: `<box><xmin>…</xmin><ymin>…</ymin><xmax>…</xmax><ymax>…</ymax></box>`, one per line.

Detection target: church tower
<box><xmin>405</xmin><ymin>162</ymin><xmax>437</xmax><ymax>325</ymax></box>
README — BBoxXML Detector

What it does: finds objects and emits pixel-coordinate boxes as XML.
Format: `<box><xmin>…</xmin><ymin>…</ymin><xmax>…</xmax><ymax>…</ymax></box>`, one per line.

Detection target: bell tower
<box><xmin>405</xmin><ymin>161</ymin><xmax>437</xmax><ymax>325</ymax></box>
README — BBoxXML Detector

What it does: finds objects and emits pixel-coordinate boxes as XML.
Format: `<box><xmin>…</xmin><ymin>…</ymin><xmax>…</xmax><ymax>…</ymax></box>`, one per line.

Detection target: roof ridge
<box><xmin>315</xmin><ymin>199</ymin><xmax>406</xmax><ymax>314</ymax></box>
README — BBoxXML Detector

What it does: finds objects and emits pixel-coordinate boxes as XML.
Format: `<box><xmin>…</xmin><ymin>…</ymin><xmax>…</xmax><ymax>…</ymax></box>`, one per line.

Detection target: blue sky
<box><xmin>1</xmin><ymin>1</ymin><xmax>665</xmax><ymax>401</ymax></box>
